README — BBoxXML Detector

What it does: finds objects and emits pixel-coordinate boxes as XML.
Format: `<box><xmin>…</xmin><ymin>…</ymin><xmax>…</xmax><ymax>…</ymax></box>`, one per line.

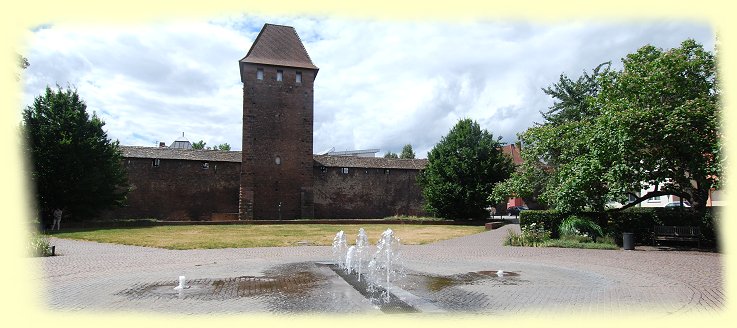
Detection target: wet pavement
<box><xmin>34</xmin><ymin>223</ymin><xmax>724</xmax><ymax>316</ymax></box>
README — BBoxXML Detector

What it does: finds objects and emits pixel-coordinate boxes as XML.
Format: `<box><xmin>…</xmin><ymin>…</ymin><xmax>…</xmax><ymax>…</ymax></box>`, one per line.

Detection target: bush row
<box><xmin>519</xmin><ymin>207</ymin><xmax>720</xmax><ymax>247</ymax></box>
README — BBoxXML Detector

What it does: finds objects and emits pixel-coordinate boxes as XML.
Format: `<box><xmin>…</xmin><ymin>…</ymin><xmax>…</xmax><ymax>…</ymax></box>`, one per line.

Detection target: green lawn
<box><xmin>49</xmin><ymin>224</ymin><xmax>486</xmax><ymax>250</ymax></box>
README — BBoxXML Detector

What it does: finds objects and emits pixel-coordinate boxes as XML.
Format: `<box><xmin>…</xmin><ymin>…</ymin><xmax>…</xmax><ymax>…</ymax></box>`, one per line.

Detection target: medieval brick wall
<box><xmin>103</xmin><ymin>157</ymin><xmax>240</xmax><ymax>221</ymax></box>
<box><xmin>313</xmin><ymin>166</ymin><xmax>428</xmax><ymax>219</ymax></box>
<box><xmin>241</xmin><ymin>64</ymin><xmax>316</xmax><ymax>220</ymax></box>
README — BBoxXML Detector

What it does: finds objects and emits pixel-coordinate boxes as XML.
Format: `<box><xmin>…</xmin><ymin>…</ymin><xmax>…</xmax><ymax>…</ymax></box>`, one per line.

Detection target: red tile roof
<box><xmin>501</xmin><ymin>144</ymin><xmax>523</xmax><ymax>165</ymax></box>
<box><xmin>240</xmin><ymin>23</ymin><xmax>318</xmax><ymax>70</ymax></box>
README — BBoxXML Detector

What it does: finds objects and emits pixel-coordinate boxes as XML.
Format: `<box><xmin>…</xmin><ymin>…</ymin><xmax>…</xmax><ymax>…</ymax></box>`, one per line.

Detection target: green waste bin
<box><xmin>623</xmin><ymin>232</ymin><xmax>635</xmax><ymax>250</ymax></box>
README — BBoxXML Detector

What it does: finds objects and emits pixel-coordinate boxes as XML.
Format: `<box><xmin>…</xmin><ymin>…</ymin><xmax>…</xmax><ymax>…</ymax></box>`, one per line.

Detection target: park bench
<box><xmin>653</xmin><ymin>225</ymin><xmax>700</xmax><ymax>248</ymax></box>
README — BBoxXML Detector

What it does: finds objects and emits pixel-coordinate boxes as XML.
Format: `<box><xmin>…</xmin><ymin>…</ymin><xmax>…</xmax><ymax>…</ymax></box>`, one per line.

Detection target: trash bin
<box><xmin>622</xmin><ymin>232</ymin><xmax>635</xmax><ymax>250</ymax></box>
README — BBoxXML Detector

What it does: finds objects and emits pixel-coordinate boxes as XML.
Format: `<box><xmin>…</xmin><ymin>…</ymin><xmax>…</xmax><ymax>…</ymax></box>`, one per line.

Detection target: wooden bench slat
<box><xmin>653</xmin><ymin>225</ymin><xmax>700</xmax><ymax>248</ymax></box>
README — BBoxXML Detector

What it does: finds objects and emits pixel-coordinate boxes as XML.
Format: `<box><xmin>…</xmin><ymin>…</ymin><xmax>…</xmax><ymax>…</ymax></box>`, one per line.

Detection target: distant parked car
<box><xmin>664</xmin><ymin>201</ymin><xmax>691</xmax><ymax>208</ymax></box>
<box><xmin>507</xmin><ymin>205</ymin><xmax>529</xmax><ymax>216</ymax></box>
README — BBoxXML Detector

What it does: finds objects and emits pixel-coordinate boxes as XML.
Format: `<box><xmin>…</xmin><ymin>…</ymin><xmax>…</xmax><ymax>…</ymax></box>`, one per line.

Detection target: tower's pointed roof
<box><xmin>240</xmin><ymin>23</ymin><xmax>318</xmax><ymax>70</ymax></box>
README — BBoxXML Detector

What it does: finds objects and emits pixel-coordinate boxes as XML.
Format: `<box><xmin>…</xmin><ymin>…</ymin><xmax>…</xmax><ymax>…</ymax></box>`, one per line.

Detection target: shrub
<box><xmin>504</xmin><ymin>222</ymin><xmax>551</xmax><ymax>247</ymax></box>
<box><xmin>596</xmin><ymin>234</ymin><xmax>616</xmax><ymax>245</ymax></box>
<box><xmin>504</xmin><ymin>229</ymin><xmax>522</xmax><ymax>246</ymax></box>
<box><xmin>540</xmin><ymin>238</ymin><xmax>619</xmax><ymax>250</ymax></box>
<box><xmin>559</xmin><ymin>233</ymin><xmax>593</xmax><ymax>243</ymax></box>
<box><xmin>606</xmin><ymin>207</ymin><xmax>718</xmax><ymax>247</ymax></box>
<box><xmin>29</xmin><ymin>233</ymin><xmax>52</xmax><ymax>257</ymax></box>
<box><xmin>559</xmin><ymin>215</ymin><xmax>604</xmax><ymax>241</ymax></box>
<box><xmin>519</xmin><ymin>210</ymin><xmax>566</xmax><ymax>238</ymax></box>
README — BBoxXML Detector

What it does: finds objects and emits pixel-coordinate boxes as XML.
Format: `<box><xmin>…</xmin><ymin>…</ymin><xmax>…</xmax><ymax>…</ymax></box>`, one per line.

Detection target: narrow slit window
<box><xmin>257</xmin><ymin>68</ymin><xmax>264</xmax><ymax>80</ymax></box>
<box><xmin>152</xmin><ymin>158</ymin><xmax>160</xmax><ymax>167</ymax></box>
<box><xmin>296</xmin><ymin>71</ymin><xmax>302</xmax><ymax>83</ymax></box>
<box><xmin>276</xmin><ymin>70</ymin><xmax>283</xmax><ymax>81</ymax></box>
<box><xmin>341</xmin><ymin>168</ymin><xmax>349</xmax><ymax>174</ymax></box>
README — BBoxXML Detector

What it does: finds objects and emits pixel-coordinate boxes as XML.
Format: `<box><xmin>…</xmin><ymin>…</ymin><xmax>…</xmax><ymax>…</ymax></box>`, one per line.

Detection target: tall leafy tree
<box><xmin>23</xmin><ymin>86</ymin><xmax>129</xmax><ymax>223</ymax></box>
<box><xmin>492</xmin><ymin>63</ymin><xmax>611</xmax><ymax>211</ymax></box>
<box><xmin>419</xmin><ymin>119</ymin><xmax>514</xmax><ymax>220</ymax></box>
<box><xmin>541</xmin><ymin>62</ymin><xmax>610</xmax><ymax>124</ymax></box>
<box><xmin>493</xmin><ymin>39</ymin><xmax>720</xmax><ymax>213</ymax></box>
<box><xmin>383</xmin><ymin>151</ymin><xmax>399</xmax><ymax>159</ymax></box>
<box><xmin>594</xmin><ymin>39</ymin><xmax>719</xmax><ymax>212</ymax></box>
<box><xmin>400</xmin><ymin>144</ymin><xmax>416</xmax><ymax>159</ymax></box>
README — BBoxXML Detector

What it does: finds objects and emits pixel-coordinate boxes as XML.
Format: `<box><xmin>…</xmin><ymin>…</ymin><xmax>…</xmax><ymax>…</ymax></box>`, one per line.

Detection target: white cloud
<box><xmin>21</xmin><ymin>17</ymin><xmax>714</xmax><ymax>157</ymax></box>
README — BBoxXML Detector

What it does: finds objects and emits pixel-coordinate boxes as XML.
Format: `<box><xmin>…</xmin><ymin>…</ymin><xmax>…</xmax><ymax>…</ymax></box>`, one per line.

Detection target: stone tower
<box><xmin>238</xmin><ymin>24</ymin><xmax>318</xmax><ymax>220</ymax></box>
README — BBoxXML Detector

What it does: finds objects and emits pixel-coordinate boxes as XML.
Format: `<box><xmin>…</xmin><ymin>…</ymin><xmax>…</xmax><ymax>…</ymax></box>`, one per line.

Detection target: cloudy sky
<box><xmin>20</xmin><ymin>14</ymin><xmax>715</xmax><ymax>158</ymax></box>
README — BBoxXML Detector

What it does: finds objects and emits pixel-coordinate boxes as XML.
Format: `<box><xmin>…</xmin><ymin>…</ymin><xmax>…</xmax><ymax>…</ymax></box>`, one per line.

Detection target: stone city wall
<box><xmin>313</xmin><ymin>166</ymin><xmax>428</xmax><ymax>219</ymax></box>
<box><xmin>102</xmin><ymin>157</ymin><xmax>241</xmax><ymax>221</ymax></box>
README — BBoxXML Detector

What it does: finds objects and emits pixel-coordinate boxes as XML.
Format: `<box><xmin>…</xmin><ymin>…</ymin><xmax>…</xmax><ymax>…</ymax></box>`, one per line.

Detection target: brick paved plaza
<box><xmin>36</xmin><ymin>224</ymin><xmax>723</xmax><ymax>316</ymax></box>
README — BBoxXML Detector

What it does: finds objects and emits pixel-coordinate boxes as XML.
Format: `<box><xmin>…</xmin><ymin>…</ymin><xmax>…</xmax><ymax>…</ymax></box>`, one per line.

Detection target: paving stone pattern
<box><xmin>35</xmin><ymin>224</ymin><xmax>723</xmax><ymax>316</ymax></box>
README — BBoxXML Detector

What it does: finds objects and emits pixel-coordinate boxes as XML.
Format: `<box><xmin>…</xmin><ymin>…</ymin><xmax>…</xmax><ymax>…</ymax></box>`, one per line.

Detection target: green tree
<box><xmin>493</xmin><ymin>39</ymin><xmax>720</xmax><ymax>213</ymax></box>
<box><xmin>593</xmin><ymin>39</ymin><xmax>719</xmax><ymax>212</ymax></box>
<box><xmin>23</xmin><ymin>86</ymin><xmax>129</xmax><ymax>224</ymax></box>
<box><xmin>384</xmin><ymin>151</ymin><xmax>399</xmax><ymax>159</ymax></box>
<box><xmin>191</xmin><ymin>140</ymin><xmax>206</xmax><ymax>150</ymax></box>
<box><xmin>216</xmin><ymin>143</ymin><xmax>231</xmax><ymax>151</ymax></box>
<box><xmin>419</xmin><ymin>119</ymin><xmax>514</xmax><ymax>220</ymax></box>
<box><xmin>540</xmin><ymin>62</ymin><xmax>610</xmax><ymax>124</ymax></box>
<box><xmin>400</xmin><ymin>144</ymin><xmax>416</xmax><ymax>159</ymax></box>
<box><xmin>491</xmin><ymin>63</ymin><xmax>611</xmax><ymax>211</ymax></box>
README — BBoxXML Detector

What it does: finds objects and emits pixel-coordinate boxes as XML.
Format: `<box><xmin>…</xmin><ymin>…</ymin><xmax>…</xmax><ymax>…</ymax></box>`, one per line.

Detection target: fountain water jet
<box><xmin>327</xmin><ymin>228</ymin><xmax>415</xmax><ymax>311</ymax></box>
<box><xmin>345</xmin><ymin>246</ymin><xmax>356</xmax><ymax>273</ymax></box>
<box><xmin>366</xmin><ymin>229</ymin><xmax>404</xmax><ymax>302</ymax></box>
<box><xmin>353</xmin><ymin>228</ymin><xmax>369</xmax><ymax>281</ymax></box>
<box><xmin>332</xmin><ymin>231</ymin><xmax>348</xmax><ymax>270</ymax></box>
<box><xmin>173</xmin><ymin>275</ymin><xmax>186</xmax><ymax>290</ymax></box>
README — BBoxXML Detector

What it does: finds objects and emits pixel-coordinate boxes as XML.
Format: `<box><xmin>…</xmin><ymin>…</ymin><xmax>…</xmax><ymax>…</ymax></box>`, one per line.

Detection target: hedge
<box><xmin>519</xmin><ymin>207</ymin><xmax>719</xmax><ymax>248</ymax></box>
<box><xmin>519</xmin><ymin>210</ymin><xmax>567</xmax><ymax>238</ymax></box>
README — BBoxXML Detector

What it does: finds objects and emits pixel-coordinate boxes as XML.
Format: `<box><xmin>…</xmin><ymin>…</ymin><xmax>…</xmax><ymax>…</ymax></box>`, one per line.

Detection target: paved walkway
<box><xmin>32</xmin><ymin>224</ymin><xmax>723</xmax><ymax>316</ymax></box>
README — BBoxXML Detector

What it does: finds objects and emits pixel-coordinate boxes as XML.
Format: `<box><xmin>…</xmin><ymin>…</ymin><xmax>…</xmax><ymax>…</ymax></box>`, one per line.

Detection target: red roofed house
<box><xmin>500</xmin><ymin>143</ymin><xmax>526</xmax><ymax>210</ymax></box>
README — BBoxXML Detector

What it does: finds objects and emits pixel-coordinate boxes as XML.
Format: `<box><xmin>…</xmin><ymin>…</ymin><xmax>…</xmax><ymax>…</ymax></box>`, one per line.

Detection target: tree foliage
<box><xmin>594</xmin><ymin>39</ymin><xmax>720</xmax><ymax>211</ymax></box>
<box><xmin>419</xmin><ymin>119</ymin><xmax>514</xmax><ymax>220</ymax></box>
<box><xmin>400</xmin><ymin>144</ymin><xmax>416</xmax><ymax>159</ymax></box>
<box><xmin>491</xmin><ymin>62</ymin><xmax>611</xmax><ymax>211</ymax></box>
<box><xmin>191</xmin><ymin>140</ymin><xmax>206</xmax><ymax>150</ymax></box>
<box><xmin>23</xmin><ymin>86</ymin><xmax>129</xmax><ymax>222</ymax></box>
<box><xmin>383</xmin><ymin>151</ymin><xmax>399</xmax><ymax>159</ymax></box>
<box><xmin>216</xmin><ymin>143</ymin><xmax>231</xmax><ymax>151</ymax></box>
<box><xmin>493</xmin><ymin>39</ymin><xmax>720</xmax><ymax>213</ymax></box>
<box><xmin>541</xmin><ymin>61</ymin><xmax>610</xmax><ymax>124</ymax></box>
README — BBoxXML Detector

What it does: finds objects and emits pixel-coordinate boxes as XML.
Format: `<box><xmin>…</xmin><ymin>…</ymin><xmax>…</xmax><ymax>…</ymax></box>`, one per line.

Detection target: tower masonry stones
<box><xmin>238</xmin><ymin>24</ymin><xmax>318</xmax><ymax>220</ymax></box>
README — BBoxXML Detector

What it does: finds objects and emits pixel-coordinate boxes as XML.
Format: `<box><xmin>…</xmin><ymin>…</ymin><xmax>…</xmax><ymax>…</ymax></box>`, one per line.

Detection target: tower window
<box><xmin>152</xmin><ymin>158</ymin><xmax>160</xmax><ymax>167</ymax></box>
<box><xmin>257</xmin><ymin>68</ymin><xmax>264</xmax><ymax>80</ymax></box>
<box><xmin>296</xmin><ymin>72</ymin><xmax>302</xmax><ymax>83</ymax></box>
<box><xmin>276</xmin><ymin>70</ymin><xmax>283</xmax><ymax>81</ymax></box>
<box><xmin>341</xmin><ymin>168</ymin><xmax>349</xmax><ymax>174</ymax></box>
